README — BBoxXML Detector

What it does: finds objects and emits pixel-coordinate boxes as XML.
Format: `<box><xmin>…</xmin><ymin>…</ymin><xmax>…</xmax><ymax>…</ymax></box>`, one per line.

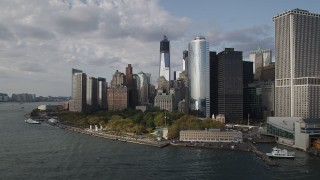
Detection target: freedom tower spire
<box><xmin>159</xmin><ymin>35</ymin><xmax>170</xmax><ymax>81</ymax></box>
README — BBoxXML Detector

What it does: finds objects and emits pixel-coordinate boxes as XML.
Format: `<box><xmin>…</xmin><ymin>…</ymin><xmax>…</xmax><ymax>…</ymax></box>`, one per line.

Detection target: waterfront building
<box><xmin>69</xmin><ymin>69</ymin><xmax>87</xmax><ymax>112</ymax></box>
<box><xmin>217</xmin><ymin>48</ymin><xmax>243</xmax><ymax>123</ymax></box>
<box><xmin>0</xmin><ymin>93</ymin><xmax>9</xmax><ymax>102</ymax></box>
<box><xmin>249</xmin><ymin>47</ymin><xmax>272</xmax><ymax>74</ymax></box>
<box><xmin>159</xmin><ymin>35</ymin><xmax>170</xmax><ymax>81</ymax></box>
<box><xmin>179</xmin><ymin>129</ymin><xmax>243</xmax><ymax>143</ymax></box>
<box><xmin>267</xmin><ymin>117</ymin><xmax>320</xmax><ymax>151</ymax></box>
<box><xmin>11</xmin><ymin>93</ymin><xmax>36</xmax><ymax>102</ymax></box>
<box><xmin>87</xmin><ymin>77</ymin><xmax>98</xmax><ymax>110</ymax></box>
<box><xmin>97</xmin><ymin>78</ymin><xmax>107</xmax><ymax>109</ymax></box>
<box><xmin>274</xmin><ymin>9</ymin><xmax>320</xmax><ymax>118</ymax></box>
<box><xmin>188</xmin><ymin>36</ymin><xmax>210</xmax><ymax>117</ymax></box>
<box><xmin>38</xmin><ymin>104</ymin><xmax>64</xmax><ymax>111</ymax></box>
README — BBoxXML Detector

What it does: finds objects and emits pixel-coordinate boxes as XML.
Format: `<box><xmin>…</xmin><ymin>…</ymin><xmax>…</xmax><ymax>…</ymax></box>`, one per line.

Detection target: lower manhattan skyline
<box><xmin>0</xmin><ymin>0</ymin><xmax>319</xmax><ymax>96</ymax></box>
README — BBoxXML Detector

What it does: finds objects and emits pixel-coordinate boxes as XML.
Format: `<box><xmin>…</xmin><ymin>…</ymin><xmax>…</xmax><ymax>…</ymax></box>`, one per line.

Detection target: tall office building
<box><xmin>274</xmin><ymin>9</ymin><xmax>320</xmax><ymax>118</ymax></box>
<box><xmin>159</xmin><ymin>35</ymin><xmax>170</xmax><ymax>81</ymax></box>
<box><xmin>210</xmin><ymin>51</ymin><xmax>218</xmax><ymax>117</ymax></box>
<box><xmin>243</xmin><ymin>61</ymin><xmax>254</xmax><ymax>88</ymax></box>
<box><xmin>183</xmin><ymin>50</ymin><xmax>188</xmax><ymax>71</ymax></box>
<box><xmin>87</xmin><ymin>77</ymin><xmax>98</xmax><ymax>110</ymax></box>
<box><xmin>97</xmin><ymin>77</ymin><xmax>107</xmax><ymax>109</ymax></box>
<box><xmin>249</xmin><ymin>48</ymin><xmax>272</xmax><ymax>74</ymax></box>
<box><xmin>126</xmin><ymin>64</ymin><xmax>138</xmax><ymax>108</ymax></box>
<box><xmin>70</xmin><ymin>68</ymin><xmax>87</xmax><ymax>112</ymax></box>
<box><xmin>217</xmin><ymin>48</ymin><xmax>243</xmax><ymax>123</ymax></box>
<box><xmin>137</xmin><ymin>71</ymin><xmax>151</xmax><ymax>105</ymax></box>
<box><xmin>188</xmin><ymin>36</ymin><xmax>210</xmax><ymax>117</ymax></box>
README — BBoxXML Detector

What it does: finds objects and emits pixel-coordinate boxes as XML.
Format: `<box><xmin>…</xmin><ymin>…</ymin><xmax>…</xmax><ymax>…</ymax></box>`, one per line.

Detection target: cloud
<box><xmin>0</xmin><ymin>23</ymin><xmax>14</xmax><ymax>41</ymax></box>
<box><xmin>206</xmin><ymin>25</ymin><xmax>274</xmax><ymax>58</ymax></box>
<box><xmin>19</xmin><ymin>62</ymin><xmax>46</xmax><ymax>73</ymax></box>
<box><xmin>0</xmin><ymin>0</ymin><xmax>191</xmax><ymax>96</ymax></box>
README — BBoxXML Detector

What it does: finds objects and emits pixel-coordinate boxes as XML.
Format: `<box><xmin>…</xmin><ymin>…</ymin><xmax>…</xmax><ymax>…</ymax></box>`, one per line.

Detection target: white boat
<box><xmin>266</xmin><ymin>147</ymin><xmax>295</xmax><ymax>158</ymax></box>
<box><xmin>25</xmin><ymin>118</ymin><xmax>40</xmax><ymax>124</ymax></box>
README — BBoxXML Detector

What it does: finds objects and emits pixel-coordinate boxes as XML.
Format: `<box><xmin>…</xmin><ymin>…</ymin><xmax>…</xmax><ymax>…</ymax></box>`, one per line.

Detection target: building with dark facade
<box><xmin>97</xmin><ymin>77</ymin><xmax>107</xmax><ymax>109</ymax></box>
<box><xmin>254</xmin><ymin>63</ymin><xmax>275</xmax><ymax>81</ymax></box>
<box><xmin>217</xmin><ymin>48</ymin><xmax>243</xmax><ymax>123</ymax></box>
<box><xmin>0</xmin><ymin>93</ymin><xmax>9</xmax><ymax>102</ymax></box>
<box><xmin>243</xmin><ymin>83</ymin><xmax>263</xmax><ymax>121</ymax></box>
<box><xmin>87</xmin><ymin>77</ymin><xmax>98</xmax><ymax>111</ymax></box>
<box><xmin>126</xmin><ymin>64</ymin><xmax>138</xmax><ymax>108</ymax></box>
<box><xmin>243</xmin><ymin>61</ymin><xmax>254</xmax><ymax>88</ymax></box>
<box><xmin>210</xmin><ymin>51</ymin><xmax>218</xmax><ymax>118</ymax></box>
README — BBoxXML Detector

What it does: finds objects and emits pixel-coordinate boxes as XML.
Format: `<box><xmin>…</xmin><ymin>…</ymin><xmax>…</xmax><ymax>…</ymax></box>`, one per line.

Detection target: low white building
<box><xmin>38</xmin><ymin>104</ymin><xmax>63</xmax><ymax>111</ymax></box>
<box><xmin>179</xmin><ymin>129</ymin><xmax>243</xmax><ymax>143</ymax></box>
<box><xmin>152</xmin><ymin>128</ymin><xmax>169</xmax><ymax>140</ymax></box>
<box><xmin>216</xmin><ymin>114</ymin><xmax>226</xmax><ymax>124</ymax></box>
<box><xmin>267</xmin><ymin>117</ymin><xmax>320</xmax><ymax>151</ymax></box>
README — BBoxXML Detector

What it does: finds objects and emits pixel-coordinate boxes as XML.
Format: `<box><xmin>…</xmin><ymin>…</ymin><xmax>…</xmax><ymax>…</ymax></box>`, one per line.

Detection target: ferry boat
<box><xmin>25</xmin><ymin>118</ymin><xmax>40</xmax><ymax>124</ymax></box>
<box><xmin>266</xmin><ymin>147</ymin><xmax>295</xmax><ymax>158</ymax></box>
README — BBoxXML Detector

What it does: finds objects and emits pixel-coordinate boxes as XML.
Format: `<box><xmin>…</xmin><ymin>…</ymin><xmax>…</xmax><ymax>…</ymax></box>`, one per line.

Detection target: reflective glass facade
<box><xmin>188</xmin><ymin>36</ymin><xmax>210</xmax><ymax>117</ymax></box>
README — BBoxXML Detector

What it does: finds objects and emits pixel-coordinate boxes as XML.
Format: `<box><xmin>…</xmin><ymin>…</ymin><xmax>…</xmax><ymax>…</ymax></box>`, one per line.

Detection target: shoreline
<box><xmin>50</xmin><ymin>122</ymin><xmax>277</xmax><ymax>166</ymax></box>
<box><xmin>55</xmin><ymin>123</ymin><xmax>170</xmax><ymax>148</ymax></box>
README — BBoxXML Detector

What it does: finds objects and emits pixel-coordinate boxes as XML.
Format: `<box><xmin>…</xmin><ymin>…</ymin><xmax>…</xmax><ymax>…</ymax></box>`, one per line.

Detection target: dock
<box><xmin>248</xmin><ymin>142</ymin><xmax>277</xmax><ymax>166</ymax></box>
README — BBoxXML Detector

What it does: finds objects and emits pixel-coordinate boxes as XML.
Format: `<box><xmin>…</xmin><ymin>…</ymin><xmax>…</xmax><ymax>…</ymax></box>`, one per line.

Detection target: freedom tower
<box><xmin>159</xmin><ymin>35</ymin><xmax>170</xmax><ymax>81</ymax></box>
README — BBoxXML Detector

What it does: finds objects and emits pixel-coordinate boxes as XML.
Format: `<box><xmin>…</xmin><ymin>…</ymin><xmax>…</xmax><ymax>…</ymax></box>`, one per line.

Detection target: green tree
<box><xmin>154</xmin><ymin>112</ymin><xmax>165</xmax><ymax>127</ymax></box>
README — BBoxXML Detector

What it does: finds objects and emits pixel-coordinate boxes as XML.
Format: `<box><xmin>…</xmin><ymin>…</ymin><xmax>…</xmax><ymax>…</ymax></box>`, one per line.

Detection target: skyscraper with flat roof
<box><xmin>97</xmin><ymin>77</ymin><xmax>107</xmax><ymax>109</ymax></box>
<box><xmin>217</xmin><ymin>48</ymin><xmax>243</xmax><ymax>123</ymax></box>
<box><xmin>159</xmin><ymin>35</ymin><xmax>170</xmax><ymax>81</ymax></box>
<box><xmin>87</xmin><ymin>76</ymin><xmax>98</xmax><ymax>110</ymax></box>
<box><xmin>274</xmin><ymin>9</ymin><xmax>320</xmax><ymax>118</ymax></box>
<box><xmin>70</xmin><ymin>68</ymin><xmax>87</xmax><ymax>112</ymax></box>
<box><xmin>188</xmin><ymin>36</ymin><xmax>210</xmax><ymax>117</ymax></box>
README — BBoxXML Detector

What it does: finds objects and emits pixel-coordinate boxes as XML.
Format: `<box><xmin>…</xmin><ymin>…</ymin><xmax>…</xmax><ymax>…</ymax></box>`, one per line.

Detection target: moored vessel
<box><xmin>25</xmin><ymin>118</ymin><xmax>40</xmax><ymax>124</ymax></box>
<box><xmin>266</xmin><ymin>147</ymin><xmax>295</xmax><ymax>158</ymax></box>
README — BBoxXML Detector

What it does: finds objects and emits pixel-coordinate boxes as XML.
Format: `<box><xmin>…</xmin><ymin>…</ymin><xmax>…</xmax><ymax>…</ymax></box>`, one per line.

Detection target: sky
<box><xmin>0</xmin><ymin>0</ymin><xmax>319</xmax><ymax>97</ymax></box>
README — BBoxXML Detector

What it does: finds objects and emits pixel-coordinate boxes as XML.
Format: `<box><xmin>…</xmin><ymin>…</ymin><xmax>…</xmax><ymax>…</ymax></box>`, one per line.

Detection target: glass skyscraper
<box><xmin>159</xmin><ymin>35</ymin><xmax>170</xmax><ymax>81</ymax></box>
<box><xmin>188</xmin><ymin>36</ymin><xmax>210</xmax><ymax>117</ymax></box>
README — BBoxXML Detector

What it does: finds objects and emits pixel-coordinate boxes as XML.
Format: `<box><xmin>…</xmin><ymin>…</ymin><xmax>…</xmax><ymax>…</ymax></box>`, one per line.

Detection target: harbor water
<box><xmin>1</xmin><ymin>102</ymin><xmax>320</xmax><ymax>180</ymax></box>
